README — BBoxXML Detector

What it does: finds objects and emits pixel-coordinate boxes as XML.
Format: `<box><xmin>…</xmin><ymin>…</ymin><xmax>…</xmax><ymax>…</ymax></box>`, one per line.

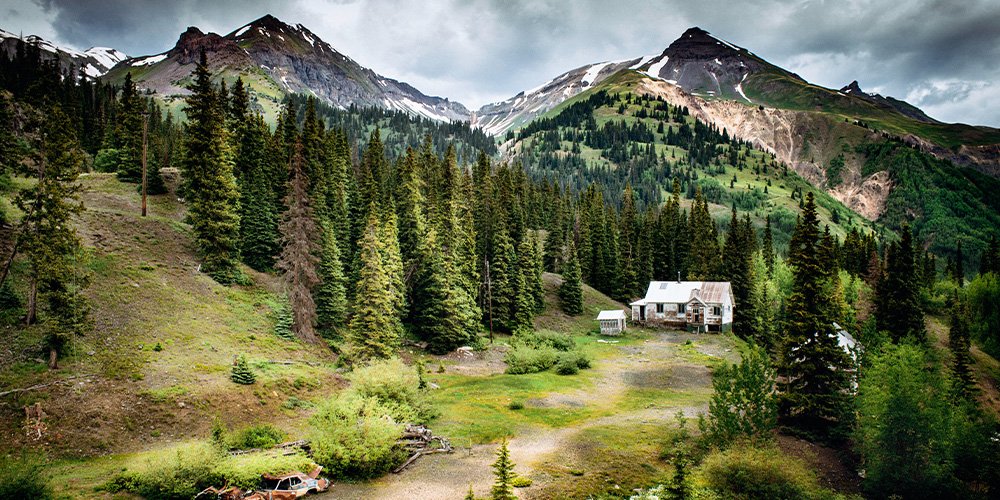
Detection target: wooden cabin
<box><xmin>629</xmin><ymin>281</ymin><xmax>734</xmax><ymax>332</ymax></box>
<box><xmin>596</xmin><ymin>310</ymin><xmax>627</xmax><ymax>336</ymax></box>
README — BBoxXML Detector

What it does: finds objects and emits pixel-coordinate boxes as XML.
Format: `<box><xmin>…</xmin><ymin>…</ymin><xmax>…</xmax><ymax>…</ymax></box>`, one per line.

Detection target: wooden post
<box><xmin>141</xmin><ymin>110</ymin><xmax>149</xmax><ymax>217</ymax></box>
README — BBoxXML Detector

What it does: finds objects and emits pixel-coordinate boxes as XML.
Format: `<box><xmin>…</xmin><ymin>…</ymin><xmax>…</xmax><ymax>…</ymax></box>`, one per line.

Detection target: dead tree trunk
<box><xmin>25</xmin><ymin>276</ymin><xmax>37</xmax><ymax>325</ymax></box>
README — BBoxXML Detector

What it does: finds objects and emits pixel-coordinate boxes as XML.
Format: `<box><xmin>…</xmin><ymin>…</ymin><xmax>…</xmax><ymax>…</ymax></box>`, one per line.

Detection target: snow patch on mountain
<box><xmin>131</xmin><ymin>54</ymin><xmax>167</xmax><ymax>66</ymax></box>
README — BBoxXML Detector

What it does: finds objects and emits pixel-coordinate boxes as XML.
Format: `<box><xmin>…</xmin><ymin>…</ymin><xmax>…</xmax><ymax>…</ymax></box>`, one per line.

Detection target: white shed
<box><xmin>596</xmin><ymin>310</ymin><xmax>627</xmax><ymax>336</ymax></box>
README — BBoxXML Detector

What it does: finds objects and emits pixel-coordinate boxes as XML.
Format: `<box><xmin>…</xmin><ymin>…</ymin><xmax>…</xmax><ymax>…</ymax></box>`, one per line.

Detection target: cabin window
<box><xmin>656</xmin><ymin>303</ymin><xmax>664</xmax><ymax>313</ymax></box>
<box><xmin>678</xmin><ymin>304</ymin><xmax>686</xmax><ymax>313</ymax></box>
<box><xmin>712</xmin><ymin>306</ymin><xmax>721</xmax><ymax>316</ymax></box>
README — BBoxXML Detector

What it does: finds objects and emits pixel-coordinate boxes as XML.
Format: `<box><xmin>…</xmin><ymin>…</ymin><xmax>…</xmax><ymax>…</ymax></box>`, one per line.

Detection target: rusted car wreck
<box><xmin>196</xmin><ymin>467</ymin><xmax>331</xmax><ymax>499</ymax></box>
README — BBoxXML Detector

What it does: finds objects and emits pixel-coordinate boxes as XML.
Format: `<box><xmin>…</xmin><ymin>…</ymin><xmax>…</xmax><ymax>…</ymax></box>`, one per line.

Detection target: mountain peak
<box><xmin>665</xmin><ymin>26</ymin><xmax>741</xmax><ymax>57</ymax></box>
<box><xmin>840</xmin><ymin>80</ymin><xmax>865</xmax><ymax>94</ymax></box>
<box><xmin>248</xmin><ymin>14</ymin><xmax>289</xmax><ymax>31</ymax></box>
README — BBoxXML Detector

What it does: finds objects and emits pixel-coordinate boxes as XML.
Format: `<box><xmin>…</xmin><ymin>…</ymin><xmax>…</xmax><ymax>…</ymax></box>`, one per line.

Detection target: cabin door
<box><xmin>691</xmin><ymin>306</ymin><xmax>703</xmax><ymax>324</ymax></box>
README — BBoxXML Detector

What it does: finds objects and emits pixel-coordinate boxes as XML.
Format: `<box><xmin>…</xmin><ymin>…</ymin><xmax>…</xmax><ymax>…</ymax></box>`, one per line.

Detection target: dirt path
<box><xmin>321</xmin><ymin>332</ymin><xmax>735</xmax><ymax>499</ymax></box>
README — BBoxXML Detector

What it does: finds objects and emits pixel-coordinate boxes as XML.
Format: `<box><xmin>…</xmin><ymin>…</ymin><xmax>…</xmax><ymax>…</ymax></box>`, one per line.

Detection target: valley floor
<box><xmin>326</xmin><ymin>330</ymin><xmax>739</xmax><ymax>499</ymax></box>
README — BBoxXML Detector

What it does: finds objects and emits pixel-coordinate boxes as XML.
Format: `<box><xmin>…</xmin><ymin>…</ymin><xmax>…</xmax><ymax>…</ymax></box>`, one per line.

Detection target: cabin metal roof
<box><xmin>629</xmin><ymin>281</ymin><xmax>732</xmax><ymax>306</ymax></box>
<box><xmin>596</xmin><ymin>310</ymin><xmax>627</xmax><ymax>320</ymax></box>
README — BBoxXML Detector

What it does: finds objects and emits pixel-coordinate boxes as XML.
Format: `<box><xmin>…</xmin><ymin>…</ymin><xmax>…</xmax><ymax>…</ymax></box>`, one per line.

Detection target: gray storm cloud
<box><xmin>14</xmin><ymin>0</ymin><xmax>1000</xmax><ymax>126</ymax></box>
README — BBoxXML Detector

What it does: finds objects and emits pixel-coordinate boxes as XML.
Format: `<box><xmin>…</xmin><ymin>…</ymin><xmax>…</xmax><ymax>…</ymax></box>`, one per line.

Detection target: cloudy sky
<box><xmin>6</xmin><ymin>0</ymin><xmax>1000</xmax><ymax>126</ymax></box>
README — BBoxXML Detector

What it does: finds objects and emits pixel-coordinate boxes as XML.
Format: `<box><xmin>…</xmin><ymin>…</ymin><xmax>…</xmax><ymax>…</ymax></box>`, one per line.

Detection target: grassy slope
<box><xmin>1</xmin><ymin>173</ymin><xmax>341</xmax><ymax>496</ymax></box>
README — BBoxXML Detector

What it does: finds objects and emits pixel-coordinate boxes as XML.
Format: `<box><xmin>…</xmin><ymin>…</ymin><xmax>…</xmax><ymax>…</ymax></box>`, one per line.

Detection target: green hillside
<box><xmin>510</xmin><ymin>74</ymin><xmax>881</xmax><ymax>251</ymax></box>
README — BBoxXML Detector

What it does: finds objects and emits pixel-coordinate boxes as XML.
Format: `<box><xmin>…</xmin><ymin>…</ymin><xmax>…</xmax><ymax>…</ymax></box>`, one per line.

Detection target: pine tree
<box><xmin>875</xmin><ymin>225</ymin><xmax>925</xmax><ymax>343</ymax></box>
<box><xmin>180</xmin><ymin>50</ymin><xmax>242</xmax><ymax>284</ymax></box>
<box><xmin>559</xmin><ymin>240</ymin><xmax>584</xmax><ymax>316</ymax></box>
<box><xmin>512</xmin><ymin>234</ymin><xmax>538</xmax><ymax>332</ymax></box>
<box><xmin>778</xmin><ymin>192</ymin><xmax>849</xmax><ymax>429</ymax></box>
<box><xmin>948</xmin><ymin>295</ymin><xmax>975</xmax><ymax>401</ymax></box>
<box><xmin>113</xmin><ymin>72</ymin><xmax>143</xmax><ymax>183</ymax></box>
<box><xmin>347</xmin><ymin>206</ymin><xmax>403</xmax><ymax>362</ymax></box>
<box><xmin>15</xmin><ymin>106</ymin><xmax>90</xmax><ymax>369</ymax></box>
<box><xmin>762</xmin><ymin>214</ymin><xmax>775</xmax><ymax>277</ymax></box>
<box><xmin>723</xmin><ymin>209</ymin><xmax>757</xmax><ymax>340</ymax></box>
<box><xmin>619</xmin><ymin>184</ymin><xmax>641</xmax><ymax>298</ymax></box>
<box><xmin>276</xmin><ymin>142</ymin><xmax>321</xmax><ymax>344</ymax></box>
<box><xmin>142</xmin><ymin>104</ymin><xmax>168</xmax><ymax>196</ymax></box>
<box><xmin>315</xmin><ymin>220</ymin><xmax>348</xmax><ymax>336</ymax></box>
<box><xmin>465</xmin><ymin>485</ymin><xmax>476</xmax><ymax>500</ymax></box>
<box><xmin>954</xmin><ymin>240</ymin><xmax>964</xmax><ymax>284</ymax></box>
<box><xmin>231</xmin><ymin>355</ymin><xmax>256</xmax><ymax>385</ymax></box>
<box><xmin>528</xmin><ymin>232</ymin><xmax>545</xmax><ymax>313</ymax></box>
<box><xmin>235</xmin><ymin>114</ymin><xmax>280</xmax><ymax>271</ymax></box>
<box><xmin>686</xmin><ymin>187</ymin><xmax>721</xmax><ymax>280</ymax></box>
<box><xmin>490</xmin><ymin>227</ymin><xmax>519</xmax><ymax>333</ymax></box>
<box><xmin>981</xmin><ymin>234</ymin><xmax>1000</xmax><ymax>276</ymax></box>
<box><xmin>490</xmin><ymin>439</ymin><xmax>517</xmax><ymax>500</ymax></box>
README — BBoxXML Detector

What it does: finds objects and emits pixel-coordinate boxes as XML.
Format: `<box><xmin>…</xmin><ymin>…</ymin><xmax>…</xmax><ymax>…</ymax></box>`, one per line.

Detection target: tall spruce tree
<box><xmin>348</xmin><ymin>206</ymin><xmax>403</xmax><ymax>362</ymax></box>
<box><xmin>723</xmin><ymin>209</ymin><xmax>758</xmax><ymax>340</ymax></box>
<box><xmin>512</xmin><ymin>233</ymin><xmax>537</xmax><ymax>332</ymax></box>
<box><xmin>762</xmin><ymin>214</ymin><xmax>775</xmax><ymax>278</ymax></box>
<box><xmin>180</xmin><ymin>50</ymin><xmax>242</xmax><ymax>284</ymax></box>
<box><xmin>559</xmin><ymin>239</ymin><xmax>584</xmax><ymax>316</ymax></box>
<box><xmin>15</xmin><ymin>106</ymin><xmax>90</xmax><ymax>368</ymax></box>
<box><xmin>875</xmin><ymin>225</ymin><xmax>925</xmax><ymax>343</ymax></box>
<box><xmin>277</xmin><ymin>142</ymin><xmax>321</xmax><ymax>344</ymax></box>
<box><xmin>686</xmin><ymin>187</ymin><xmax>721</xmax><ymax>280</ymax></box>
<box><xmin>234</xmin><ymin>113</ymin><xmax>280</xmax><ymax>271</ymax></box>
<box><xmin>113</xmin><ymin>72</ymin><xmax>143</xmax><ymax>183</ymax></box>
<box><xmin>948</xmin><ymin>294</ymin><xmax>976</xmax><ymax>401</ymax></box>
<box><xmin>315</xmin><ymin>219</ymin><xmax>348</xmax><ymax>337</ymax></box>
<box><xmin>778</xmin><ymin>192</ymin><xmax>849</xmax><ymax>429</ymax></box>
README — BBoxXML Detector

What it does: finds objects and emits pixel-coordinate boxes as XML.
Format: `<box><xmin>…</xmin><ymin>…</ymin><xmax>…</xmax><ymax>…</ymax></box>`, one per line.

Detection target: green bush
<box><xmin>106</xmin><ymin>442</ymin><xmax>222</xmax><ymax>500</ymax></box>
<box><xmin>212</xmin><ymin>452</ymin><xmax>316</xmax><ymax>490</ymax></box>
<box><xmin>93</xmin><ymin>148</ymin><xmax>121</xmax><ymax>173</ymax></box>
<box><xmin>227</xmin><ymin>424</ymin><xmax>285</xmax><ymax>450</ymax></box>
<box><xmin>508</xmin><ymin>401</ymin><xmax>524</xmax><ymax>410</ymax></box>
<box><xmin>309</xmin><ymin>393</ymin><xmax>407</xmax><ymax>478</ymax></box>
<box><xmin>348</xmin><ymin>357</ymin><xmax>437</xmax><ymax>423</ymax></box>
<box><xmin>511</xmin><ymin>475</ymin><xmax>533</xmax><ymax>487</ymax></box>
<box><xmin>0</xmin><ymin>453</ymin><xmax>52</xmax><ymax>499</ymax></box>
<box><xmin>504</xmin><ymin>345</ymin><xmax>558</xmax><ymax>374</ymax></box>
<box><xmin>532</xmin><ymin>330</ymin><xmax>576</xmax><ymax>351</ymax></box>
<box><xmin>555</xmin><ymin>355</ymin><xmax>579</xmax><ymax>375</ymax></box>
<box><xmin>696</xmin><ymin>445</ymin><xmax>836</xmax><ymax>500</ymax></box>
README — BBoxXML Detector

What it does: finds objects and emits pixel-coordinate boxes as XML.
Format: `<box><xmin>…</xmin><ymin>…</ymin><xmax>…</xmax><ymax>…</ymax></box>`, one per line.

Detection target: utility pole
<box><xmin>484</xmin><ymin>256</ymin><xmax>494</xmax><ymax>343</ymax></box>
<box><xmin>141</xmin><ymin>109</ymin><xmax>149</xmax><ymax>217</ymax></box>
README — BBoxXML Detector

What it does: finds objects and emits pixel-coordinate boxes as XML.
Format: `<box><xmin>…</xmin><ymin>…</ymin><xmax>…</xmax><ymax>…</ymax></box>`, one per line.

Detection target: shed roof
<box><xmin>629</xmin><ymin>281</ymin><xmax>732</xmax><ymax>306</ymax></box>
<box><xmin>596</xmin><ymin>310</ymin><xmax>627</xmax><ymax>320</ymax></box>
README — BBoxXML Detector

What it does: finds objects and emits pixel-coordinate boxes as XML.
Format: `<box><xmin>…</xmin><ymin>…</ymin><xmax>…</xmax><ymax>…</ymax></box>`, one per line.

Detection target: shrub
<box><xmin>695</xmin><ymin>445</ymin><xmax>835</xmax><ymax>500</ymax></box>
<box><xmin>533</xmin><ymin>330</ymin><xmax>576</xmax><ymax>351</ymax></box>
<box><xmin>555</xmin><ymin>356</ymin><xmax>579</xmax><ymax>375</ymax></box>
<box><xmin>702</xmin><ymin>345</ymin><xmax>777</xmax><ymax>447</ymax></box>
<box><xmin>0</xmin><ymin>453</ymin><xmax>52</xmax><ymax>499</ymax></box>
<box><xmin>231</xmin><ymin>355</ymin><xmax>256</xmax><ymax>385</ymax></box>
<box><xmin>511</xmin><ymin>475</ymin><xmax>533</xmax><ymax>487</ymax></box>
<box><xmin>504</xmin><ymin>345</ymin><xmax>558</xmax><ymax>374</ymax></box>
<box><xmin>309</xmin><ymin>393</ymin><xmax>407</xmax><ymax>478</ymax></box>
<box><xmin>106</xmin><ymin>442</ymin><xmax>222</xmax><ymax>500</ymax></box>
<box><xmin>348</xmin><ymin>357</ymin><xmax>436</xmax><ymax>423</ymax></box>
<box><xmin>227</xmin><ymin>424</ymin><xmax>285</xmax><ymax>450</ymax></box>
<box><xmin>212</xmin><ymin>452</ymin><xmax>316</xmax><ymax>490</ymax></box>
<box><xmin>508</xmin><ymin>401</ymin><xmax>524</xmax><ymax>410</ymax></box>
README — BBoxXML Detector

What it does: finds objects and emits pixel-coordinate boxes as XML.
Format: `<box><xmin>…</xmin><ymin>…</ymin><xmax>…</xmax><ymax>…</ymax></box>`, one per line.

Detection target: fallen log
<box><xmin>392</xmin><ymin>424</ymin><xmax>453</xmax><ymax>473</ymax></box>
<box><xmin>0</xmin><ymin>374</ymin><xmax>95</xmax><ymax>398</ymax></box>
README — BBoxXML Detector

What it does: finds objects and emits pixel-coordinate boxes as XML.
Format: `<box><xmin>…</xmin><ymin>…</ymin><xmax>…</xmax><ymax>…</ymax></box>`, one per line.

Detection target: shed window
<box><xmin>656</xmin><ymin>303</ymin><xmax>664</xmax><ymax>313</ymax></box>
